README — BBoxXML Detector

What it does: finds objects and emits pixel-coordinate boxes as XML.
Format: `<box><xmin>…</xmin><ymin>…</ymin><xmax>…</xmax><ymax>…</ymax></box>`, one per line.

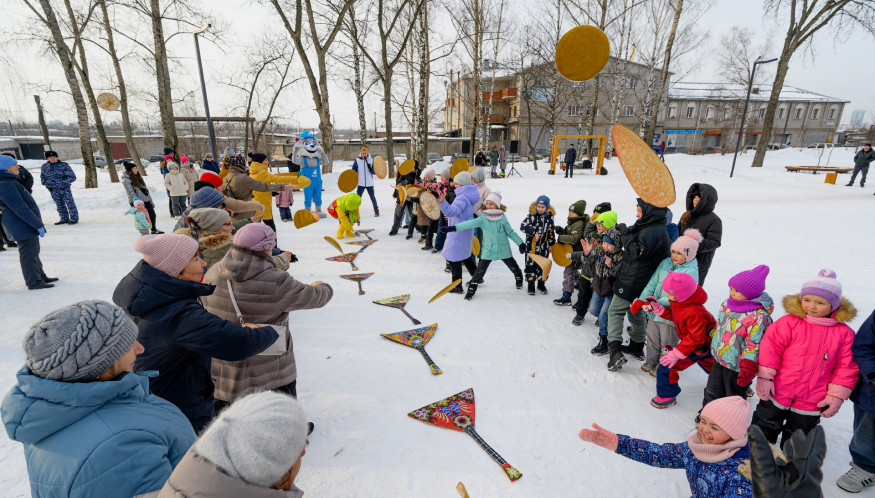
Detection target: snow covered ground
<box><xmin>0</xmin><ymin>148</ymin><xmax>871</xmax><ymax>497</ymax></box>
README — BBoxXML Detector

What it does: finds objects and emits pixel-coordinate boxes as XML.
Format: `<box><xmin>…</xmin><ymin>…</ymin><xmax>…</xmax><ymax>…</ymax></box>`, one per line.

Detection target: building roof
<box><xmin>668</xmin><ymin>82</ymin><xmax>849</xmax><ymax>104</ymax></box>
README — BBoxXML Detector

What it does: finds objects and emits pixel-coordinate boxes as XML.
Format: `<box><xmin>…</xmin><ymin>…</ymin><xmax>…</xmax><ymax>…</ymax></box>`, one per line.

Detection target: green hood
<box><xmin>337</xmin><ymin>192</ymin><xmax>362</xmax><ymax>212</ymax></box>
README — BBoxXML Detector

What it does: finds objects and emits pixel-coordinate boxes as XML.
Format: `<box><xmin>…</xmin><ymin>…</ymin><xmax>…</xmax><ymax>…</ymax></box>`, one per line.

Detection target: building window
<box><xmin>794</xmin><ymin>106</ymin><xmax>803</xmax><ymax>120</ymax></box>
<box><xmin>705</xmin><ymin>106</ymin><xmax>714</xmax><ymax>119</ymax></box>
<box><xmin>724</xmin><ymin>106</ymin><xmax>732</xmax><ymax>119</ymax></box>
<box><xmin>668</xmin><ymin>104</ymin><xmax>677</xmax><ymax>118</ymax></box>
<box><xmin>758</xmin><ymin>107</ymin><xmax>766</xmax><ymax>119</ymax></box>
<box><xmin>811</xmin><ymin>107</ymin><xmax>820</xmax><ymax>120</ymax></box>
<box><xmin>685</xmin><ymin>104</ymin><xmax>695</xmax><ymax>119</ymax></box>
<box><xmin>828</xmin><ymin>107</ymin><xmax>837</xmax><ymax>120</ymax></box>
<box><xmin>625</xmin><ymin>77</ymin><xmax>638</xmax><ymax>89</ymax></box>
<box><xmin>622</xmin><ymin>105</ymin><xmax>634</xmax><ymax>117</ymax></box>
<box><xmin>645</xmin><ymin>106</ymin><xmax>652</xmax><ymax>117</ymax></box>
<box><xmin>568</xmin><ymin>105</ymin><xmax>580</xmax><ymax>117</ymax></box>
<box><xmin>777</xmin><ymin>107</ymin><xmax>785</xmax><ymax>120</ymax></box>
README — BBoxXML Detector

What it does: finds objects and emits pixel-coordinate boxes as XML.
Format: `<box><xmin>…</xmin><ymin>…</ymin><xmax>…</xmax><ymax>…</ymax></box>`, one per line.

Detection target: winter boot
<box><xmin>515</xmin><ymin>274</ymin><xmax>523</xmax><ymax>289</ymax></box>
<box><xmin>621</xmin><ymin>340</ymin><xmax>646</xmax><ymax>361</ymax></box>
<box><xmin>591</xmin><ymin>335</ymin><xmax>609</xmax><ymax>355</ymax></box>
<box><xmin>847</xmin><ymin>182</ymin><xmax>855</xmax><ymax>186</ymax></box>
<box><xmin>444</xmin><ymin>262</ymin><xmax>451</xmax><ymax>273</ymax></box>
<box><xmin>374</xmin><ymin>208</ymin><xmax>380</xmax><ymax>217</ymax></box>
<box><xmin>448</xmin><ymin>284</ymin><xmax>464</xmax><ymax>294</ymax></box>
<box><xmin>537</xmin><ymin>280</ymin><xmax>548</xmax><ymax>294</ymax></box>
<box><xmin>315</xmin><ymin>205</ymin><xmax>327</xmax><ymax>218</ymax></box>
<box><xmin>650</xmin><ymin>396</ymin><xmax>677</xmax><ymax>409</ymax></box>
<box><xmin>572</xmin><ymin>313</ymin><xmax>585</xmax><ymax>326</ymax></box>
<box><xmin>607</xmin><ymin>341</ymin><xmax>627</xmax><ymax>371</ymax></box>
<box><xmin>527</xmin><ymin>279</ymin><xmax>536</xmax><ymax>295</ymax></box>
<box><xmin>464</xmin><ymin>283</ymin><xmax>478</xmax><ymax>301</ymax></box>
<box><xmin>838</xmin><ymin>463</ymin><xmax>875</xmax><ymax>493</ymax></box>
<box><xmin>553</xmin><ymin>291</ymin><xmax>572</xmax><ymax>306</ymax></box>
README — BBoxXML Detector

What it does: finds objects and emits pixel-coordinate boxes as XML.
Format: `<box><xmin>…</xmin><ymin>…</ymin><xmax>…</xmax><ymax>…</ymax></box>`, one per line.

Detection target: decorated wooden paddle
<box><xmin>429</xmin><ymin>279</ymin><xmax>463</xmax><ymax>304</ymax></box>
<box><xmin>326</xmin><ymin>252</ymin><xmax>359</xmax><ymax>271</ymax></box>
<box><xmin>354</xmin><ymin>228</ymin><xmax>376</xmax><ymax>240</ymax></box>
<box><xmin>324</xmin><ymin>236</ymin><xmax>344</xmax><ymax>253</ymax></box>
<box><xmin>381</xmin><ymin>323</ymin><xmax>442</xmax><ymax>375</ymax></box>
<box><xmin>340</xmin><ymin>272</ymin><xmax>373</xmax><ymax>295</ymax></box>
<box><xmin>372</xmin><ymin>294</ymin><xmax>421</xmax><ymax>325</ymax></box>
<box><xmin>346</xmin><ymin>238</ymin><xmax>377</xmax><ymax>252</ymax></box>
<box><xmin>409</xmin><ymin>388</ymin><xmax>522</xmax><ymax>482</ymax></box>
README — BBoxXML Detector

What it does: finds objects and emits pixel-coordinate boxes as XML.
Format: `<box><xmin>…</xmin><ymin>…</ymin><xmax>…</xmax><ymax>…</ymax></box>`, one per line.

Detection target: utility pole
<box><xmin>34</xmin><ymin>96</ymin><xmax>51</xmax><ymax>151</ymax></box>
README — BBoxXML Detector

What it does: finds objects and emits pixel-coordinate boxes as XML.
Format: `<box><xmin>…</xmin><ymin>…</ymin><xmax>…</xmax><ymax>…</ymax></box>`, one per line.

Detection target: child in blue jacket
<box><xmin>579</xmin><ymin>395</ymin><xmax>753</xmax><ymax>497</ymax></box>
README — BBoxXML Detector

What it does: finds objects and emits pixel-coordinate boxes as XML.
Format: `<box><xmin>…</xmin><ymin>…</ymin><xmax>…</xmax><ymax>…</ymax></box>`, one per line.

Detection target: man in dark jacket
<box><xmin>40</xmin><ymin>151</ymin><xmax>78</xmax><ymax>225</ymax></box>
<box><xmin>677</xmin><ymin>183</ymin><xmax>722</xmax><ymax>284</ymax></box>
<box><xmin>0</xmin><ymin>152</ymin><xmax>31</xmax><ymax>249</ymax></box>
<box><xmin>113</xmin><ymin>237</ymin><xmax>278</xmax><ymax>432</ymax></box>
<box><xmin>847</xmin><ymin>143</ymin><xmax>875</xmax><ymax>187</ymax></box>
<box><xmin>839</xmin><ymin>309</ymin><xmax>875</xmax><ymax>492</ymax></box>
<box><xmin>606</xmin><ymin>198</ymin><xmax>670</xmax><ymax>371</ymax></box>
<box><xmin>389</xmin><ymin>160</ymin><xmax>420</xmax><ymax>235</ymax></box>
<box><xmin>0</xmin><ymin>155</ymin><xmax>57</xmax><ymax>289</ymax></box>
<box><xmin>564</xmin><ymin>144</ymin><xmax>577</xmax><ymax>178</ymax></box>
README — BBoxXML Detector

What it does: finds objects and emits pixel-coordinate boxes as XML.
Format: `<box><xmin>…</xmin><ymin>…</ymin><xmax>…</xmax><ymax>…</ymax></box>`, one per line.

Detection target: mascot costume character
<box><xmin>290</xmin><ymin>131</ymin><xmax>330</xmax><ymax>218</ymax></box>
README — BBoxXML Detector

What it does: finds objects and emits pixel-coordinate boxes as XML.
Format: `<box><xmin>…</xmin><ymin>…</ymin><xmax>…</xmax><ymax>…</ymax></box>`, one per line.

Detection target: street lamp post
<box><xmin>193</xmin><ymin>24</ymin><xmax>218</xmax><ymax>162</ymax></box>
<box><xmin>730</xmin><ymin>56</ymin><xmax>778</xmax><ymax>178</ymax></box>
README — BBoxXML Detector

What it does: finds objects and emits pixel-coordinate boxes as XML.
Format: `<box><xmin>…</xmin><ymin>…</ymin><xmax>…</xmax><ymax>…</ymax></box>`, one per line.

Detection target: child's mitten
<box><xmin>756</xmin><ymin>378</ymin><xmax>775</xmax><ymax>401</ymax></box>
<box><xmin>737</xmin><ymin>359</ymin><xmax>758</xmax><ymax>386</ymax></box>
<box><xmin>629</xmin><ymin>299</ymin><xmax>647</xmax><ymax>315</ymax></box>
<box><xmin>518</xmin><ymin>242</ymin><xmax>527</xmax><ymax>254</ymax></box>
<box><xmin>578</xmin><ymin>423</ymin><xmax>618</xmax><ymax>451</ymax></box>
<box><xmin>659</xmin><ymin>348</ymin><xmax>686</xmax><ymax>368</ymax></box>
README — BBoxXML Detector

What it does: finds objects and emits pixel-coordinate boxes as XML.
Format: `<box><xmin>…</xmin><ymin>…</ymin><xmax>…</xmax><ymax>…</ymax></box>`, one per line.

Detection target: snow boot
<box><xmin>449</xmin><ymin>285</ymin><xmax>464</xmax><ymax>294</ymax></box>
<box><xmin>527</xmin><ymin>280</ymin><xmax>536</xmax><ymax>295</ymax></box>
<box><xmin>537</xmin><ymin>280</ymin><xmax>548</xmax><ymax>294</ymax></box>
<box><xmin>444</xmin><ymin>262</ymin><xmax>451</xmax><ymax>273</ymax></box>
<box><xmin>847</xmin><ymin>182</ymin><xmax>855</xmax><ymax>186</ymax></box>
<box><xmin>650</xmin><ymin>396</ymin><xmax>677</xmax><ymax>409</ymax></box>
<box><xmin>374</xmin><ymin>208</ymin><xmax>380</xmax><ymax>217</ymax></box>
<box><xmin>607</xmin><ymin>341</ymin><xmax>627</xmax><ymax>371</ymax></box>
<box><xmin>515</xmin><ymin>273</ymin><xmax>523</xmax><ymax>289</ymax></box>
<box><xmin>838</xmin><ymin>463</ymin><xmax>875</xmax><ymax>493</ymax></box>
<box><xmin>641</xmin><ymin>362</ymin><xmax>657</xmax><ymax>374</ymax></box>
<box><xmin>572</xmin><ymin>313</ymin><xmax>585</xmax><ymax>326</ymax></box>
<box><xmin>464</xmin><ymin>283</ymin><xmax>478</xmax><ymax>301</ymax></box>
<box><xmin>315</xmin><ymin>206</ymin><xmax>327</xmax><ymax>218</ymax></box>
<box><xmin>553</xmin><ymin>291</ymin><xmax>572</xmax><ymax>306</ymax></box>
<box><xmin>590</xmin><ymin>336</ymin><xmax>609</xmax><ymax>356</ymax></box>
<box><xmin>621</xmin><ymin>341</ymin><xmax>646</xmax><ymax>361</ymax></box>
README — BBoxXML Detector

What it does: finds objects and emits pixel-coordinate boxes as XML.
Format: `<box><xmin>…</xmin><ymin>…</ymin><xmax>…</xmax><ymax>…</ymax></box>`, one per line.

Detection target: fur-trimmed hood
<box><xmin>200</xmin><ymin>232</ymin><xmax>232</xmax><ymax>249</ymax></box>
<box><xmin>782</xmin><ymin>293</ymin><xmax>857</xmax><ymax>323</ymax></box>
<box><xmin>528</xmin><ymin>201</ymin><xmax>556</xmax><ymax>216</ymax></box>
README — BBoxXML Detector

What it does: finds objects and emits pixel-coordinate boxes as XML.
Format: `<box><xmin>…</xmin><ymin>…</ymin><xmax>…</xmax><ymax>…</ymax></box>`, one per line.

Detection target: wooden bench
<box><xmin>785</xmin><ymin>166</ymin><xmax>853</xmax><ymax>174</ymax></box>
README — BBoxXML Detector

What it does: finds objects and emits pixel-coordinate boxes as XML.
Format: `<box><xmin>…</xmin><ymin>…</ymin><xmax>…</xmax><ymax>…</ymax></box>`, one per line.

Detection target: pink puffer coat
<box><xmin>757</xmin><ymin>294</ymin><xmax>859</xmax><ymax>412</ymax></box>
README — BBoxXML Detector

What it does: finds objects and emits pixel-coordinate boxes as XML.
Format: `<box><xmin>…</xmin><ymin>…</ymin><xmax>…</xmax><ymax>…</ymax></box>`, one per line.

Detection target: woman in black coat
<box><xmin>122</xmin><ymin>162</ymin><xmax>163</xmax><ymax>234</ymax></box>
<box><xmin>112</xmin><ymin>234</ymin><xmax>278</xmax><ymax>432</ymax></box>
<box><xmin>677</xmin><ymin>183</ymin><xmax>722</xmax><ymax>285</ymax></box>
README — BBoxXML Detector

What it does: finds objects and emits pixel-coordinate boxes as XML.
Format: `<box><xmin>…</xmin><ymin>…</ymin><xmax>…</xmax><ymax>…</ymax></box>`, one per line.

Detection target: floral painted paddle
<box><xmin>409</xmin><ymin>388</ymin><xmax>522</xmax><ymax>482</ymax></box>
<box><xmin>372</xmin><ymin>294</ymin><xmax>420</xmax><ymax>325</ymax></box>
<box><xmin>381</xmin><ymin>323</ymin><xmax>442</xmax><ymax>375</ymax></box>
<box><xmin>340</xmin><ymin>272</ymin><xmax>373</xmax><ymax>295</ymax></box>
<box><xmin>326</xmin><ymin>252</ymin><xmax>359</xmax><ymax>271</ymax></box>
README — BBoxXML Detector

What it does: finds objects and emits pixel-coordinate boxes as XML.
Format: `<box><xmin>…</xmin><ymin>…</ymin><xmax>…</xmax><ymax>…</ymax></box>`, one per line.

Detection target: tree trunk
<box><xmin>99</xmin><ymin>0</ymin><xmax>145</xmax><ymax>175</ymax></box>
<box><xmin>149</xmin><ymin>0</ymin><xmax>177</xmax><ymax>151</ymax></box>
<box><xmin>417</xmin><ymin>0</ymin><xmax>429</xmax><ymax>168</ymax></box>
<box><xmin>644</xmin><ymin>0</ymin><xmax>683</xmax><ymax>145</ymax></box>
<box><xmin>751</xmin><ymin>33</ymin><xmax>794</xmax><ymax>167</ymax></box>
<box><xmin>351</xmin><ymin>24</ymin><xmax>367</xmax><ymax>145</ymax></box>
<box><xmin>35</xmin><ymin>0</ymin><xmax>97</xmax><ymax>188</ymax></box>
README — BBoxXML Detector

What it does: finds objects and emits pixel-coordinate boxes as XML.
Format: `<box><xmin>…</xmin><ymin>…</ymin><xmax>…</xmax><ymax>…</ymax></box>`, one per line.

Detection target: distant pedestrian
<box><xmin>564</xmin><ymin>143</ymin><xmax>577</xmax><ymax>178</ymax></box>
<box><xmin>659</xmin><ymin>141</ymin><xmax>667</xmax><ymax>161</ymax></box>
<box><xmin>40</xmin><ymin>150</ymin><xmax>78</xmax><ymax>225</ymax></box>
<box><xmin>122</xmin><ymin>161</ymin><xmax>163</xmax><ymax>234</ymax></box>
<box><xmin>847</xmin><ymin>143</ymin><xmax>874</xmax><ymax>188</ymax></box>
<box><xmin>488</xmin><ymin>146</ymin><xmax>500</xmax><ymax>179</ymax></box>
<box><xmin>352</xmin><ymin>146</ymin><xmax>378</xmax><ymax>216</ymax></box>
<box><xmin>498</xmin><ymin>145</ymin><xmax>507</xmax><ymax>178</ymax></box>
<box><xmin>0</xmin><ymin>155</ymin><xmax>58</xmax><ymax>290</ymax></box>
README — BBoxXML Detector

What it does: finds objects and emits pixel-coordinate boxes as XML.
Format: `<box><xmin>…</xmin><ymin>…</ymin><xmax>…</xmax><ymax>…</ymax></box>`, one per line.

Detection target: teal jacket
<box><xmin>455</xmin><ymin>210</ymin><xmax>523</xmax><ymax>261</ymax></box>
<box><xmin>2</xmin><ymin>367</ymin><xmax>196</xmax><ymax>498</ymax></box>
<box><xmin>638</xmin><ymin>257</ymin><xmax>699</xmax><ymax>325</ymax></box>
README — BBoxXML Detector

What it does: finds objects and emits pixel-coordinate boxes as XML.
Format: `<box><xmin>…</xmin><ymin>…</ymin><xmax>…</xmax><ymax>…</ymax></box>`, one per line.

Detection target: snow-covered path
<box><xmin>1</xmin><ymin>148</ymin><xmax>871</xmax><ymax>497</ymax></box>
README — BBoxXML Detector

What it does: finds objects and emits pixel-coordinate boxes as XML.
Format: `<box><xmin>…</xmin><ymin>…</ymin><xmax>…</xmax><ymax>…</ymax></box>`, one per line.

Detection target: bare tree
<box><xmin>751</xmin><ymin>0</ymin><xmax>875</xmax><ymax>167</ymax></box>
<box><xmin>642</xmin><ymin>0</ymin><xmax>683</xmax><ymax>144</ymax></box>
<box><xmin>269</xmin><ymin>0</ymin><xmax>356</xmax><ymax>170</ymax></box>
<box><xmin>25</xmin><ymin>0</ymin><xmax>99</xmax><ymax>187</ymax></box>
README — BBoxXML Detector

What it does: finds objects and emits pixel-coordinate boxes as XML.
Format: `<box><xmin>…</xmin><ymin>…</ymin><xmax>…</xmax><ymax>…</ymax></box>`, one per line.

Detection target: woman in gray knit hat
<box><xmin>0</xmin><ymin>300</ymin><xmax>197</xmax><ymax>498</ymax></box>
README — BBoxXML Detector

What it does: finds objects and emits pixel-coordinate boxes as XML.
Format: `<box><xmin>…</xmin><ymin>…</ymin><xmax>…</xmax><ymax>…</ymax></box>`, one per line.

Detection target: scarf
<box><xmin>804</xmin><ymin>314</ymin><xmax>838</xmax><ymax>327</ymax></box>
<box><xmin>687</xmin><ymin>433</ymin><xmax>747</xmax><ymax>463</ymax></box>
<box><xmin>727</xmin><ymin>298</ymin><xmax>764</xmax><ymax>313</ymax></box>
<box><xmin>482</xmin><ymin>208</ymin><xmax>505</xmax><ymax>221</ymax></box>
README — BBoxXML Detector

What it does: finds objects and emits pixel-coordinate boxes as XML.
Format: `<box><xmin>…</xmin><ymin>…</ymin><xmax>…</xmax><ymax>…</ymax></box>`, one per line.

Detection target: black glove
<box><xmin>288</xmin><ymin>252</ymin><xmax>299</xmax><ymax>263</ymax></box>
<box><xmin>439</xmin><ymin>226</ymin><xmax>456</xmax><ymax>234</ymax></box>
<box><xmin>129</xmin><ymin>202</ymin><xmax>134</xmax><ymax>207</ymax></box>
<box><xmin>518</xmin><ymin>242</ymin><xmax>527</xmax><ymax>254</ymax></box>
<box><xmin>749</xmin><ymin>425</ymin><xmax>826</xmax><ymax>498</ymax></box>
<box><xmin>555</xmin><ymin>226</ymin><xmax>565</xmax><ymax>235</ymax></box>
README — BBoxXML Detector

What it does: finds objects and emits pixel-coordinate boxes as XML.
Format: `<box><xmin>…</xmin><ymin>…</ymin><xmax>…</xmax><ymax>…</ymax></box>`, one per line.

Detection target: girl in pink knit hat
<box><xmin>579</xmin><ymin>395</ymin><xmax>753</xmax><ymax>497</ymax></box>
<box><xmin>752</xmin><ymin>269</ymin><xmax>859</xmax><ymax>448</ymax></box>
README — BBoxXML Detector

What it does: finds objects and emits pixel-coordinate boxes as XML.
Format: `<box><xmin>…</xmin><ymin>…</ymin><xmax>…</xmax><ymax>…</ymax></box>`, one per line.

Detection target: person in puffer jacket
<box><xmin>579</xmin><ymin>396</ymin><xmax>753</xmax><ymax>497</ymax></box>
<box><xmin>519</xmin><ymin>195</ymin><xmax>555</xmax><ymax>295</ymax></box>
<box><xmin>438</xmin><ymin>171</ymin><xmax>480</xmax><ymax>293</ymax></box>
<box><xmin>631</xmin><ymin>229</ymin><xmax>701</xmax><ymax>375</ymax></box>
<box><xmin>703</xmin><ymin>265</ymin><xmax>774</xmax><ymax>407</ymax></box>
<box><xmin>329</xmin><ymin>192</ymin><xmax>362</xmax><ymax>239</ymax></box>
<box><xmin>1</xmin><ymin>301</ymin><xmax>196</xmax><ymax>498</ymax></box>
<box><xmin>752</xmin><ymin>269</ymin><xmax>859</xmax><ymax>449</ymax></box>
<box><xmin>553</xmin><ymin>199</ymin><xmax>590</xmax><ymax>307</ymax></box>
<box><xmin>678</xmin><ymin>183</ymin><xmax>721</xmax><ymax>285</ymax></box>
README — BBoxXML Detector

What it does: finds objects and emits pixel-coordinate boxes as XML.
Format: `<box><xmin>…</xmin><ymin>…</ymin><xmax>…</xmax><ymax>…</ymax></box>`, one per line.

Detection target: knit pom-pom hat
<box><xmin>700</xmin><ymin>396</ymin><xmax>751</xmax><ymax>440</ymax></box>
<box><xmin>671</xmin><ymin>228</ymin><xmax>703</xmax><ymax>263</ymax></box>
<box><xmin>728</xmin><ymin>265</ymin><xmax>770</xmax><ymax>300</ymax></box>
<box><xmin>801</xmin><ymin>268</ymin><xmax>843</xmax><ymax>311</ymax></box>
<box><xmin>662</xmin><ymin>270</ymin><xmax>698</xmax><ymax>303</ymax></box>
<box><xmin>134</xmin><ymin>234</ymin><xmax>199</xmax><ymax>277</ymax></box>
<box><xmin>233</xmin><ymin>223</ymin><xmax>277</xmax><ymax>253</ymax></box>
<box><xmin>200</xmin><ymin>171</ymin><xmax>223</xmax><ymax>188</ymax></box>
<box><xmin>190</xmin><ymin>187</ymin><xmax>226</xmax><ymax>209</ymax></box>
<box><xmin>486</xmin><ymin>191</ymin><xmax>502</xmax><ymax>207</ymax></box>
<box><xmin>189</xmin><ymin>208</ymin><xmax>229</xmax><ymax>233</ymax></box>
<box><xmin>453</xmin><ymin>171</ymin><xmax>472</xmax><ymax>186</ymax></box>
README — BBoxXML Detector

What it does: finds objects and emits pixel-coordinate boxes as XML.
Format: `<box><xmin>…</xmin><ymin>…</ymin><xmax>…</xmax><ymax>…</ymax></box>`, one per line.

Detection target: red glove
<box><xmin>579</xmin><ymin>423</ymin><xmax>619</xmax><ymax>451</ymax></box>
<box><xmin>629</xmin><ymin>299</ymin><xmax>647</xmax><ymax>315</ymax></box>
<box><xmin>737</xmin><ymin>359</ymin><xmax>758</xmax><ymax>386</ymax></box>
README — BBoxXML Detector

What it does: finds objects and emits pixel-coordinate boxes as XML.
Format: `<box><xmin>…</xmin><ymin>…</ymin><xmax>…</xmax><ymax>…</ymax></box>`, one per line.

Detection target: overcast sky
<box><xmin>2</xmin><ymin>0</ymin><xmax>873</xmax><ymax>131</ymax></box>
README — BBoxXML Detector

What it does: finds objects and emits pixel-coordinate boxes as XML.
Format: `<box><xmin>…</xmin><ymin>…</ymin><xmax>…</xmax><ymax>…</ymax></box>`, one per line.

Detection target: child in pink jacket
<box><xmin>752</xmin><ymin>269</ymin><xmax>859</xmax><ymax>448</ymax></box>
<box><xmin>275</xmin><ymin>189</ymin><xmax>294</xmax><ymax>222</ymax></box>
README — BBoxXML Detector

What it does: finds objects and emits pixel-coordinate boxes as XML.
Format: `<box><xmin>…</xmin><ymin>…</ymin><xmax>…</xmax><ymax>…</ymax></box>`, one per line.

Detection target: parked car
<box><xmin>768</xmin><ymin>143</ymin><xmax>789</xmax><ymax>150</ymax></box>
<box><xmin>143</xmin><ymin>155</ymin><xmax>165</xmax><ymax>164</ymax></box>
<box><xmin>93</xmin><ymin>155</ymin><xmax>107</xmax><ymax>168</ymax></box>
<box><xmin>807</xmin><ymin>143</ymin><xmax>834</xmax><ymax>149</ymax></box>
<box><xmin>450</xmin><ymin>152</ymin><xmax>469</xmax><ymax>163</ymax></box>
<box><xmin>426</xmin><ymin>153</ymin><xmax>443</xmax><ymax>164</ymax></box>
